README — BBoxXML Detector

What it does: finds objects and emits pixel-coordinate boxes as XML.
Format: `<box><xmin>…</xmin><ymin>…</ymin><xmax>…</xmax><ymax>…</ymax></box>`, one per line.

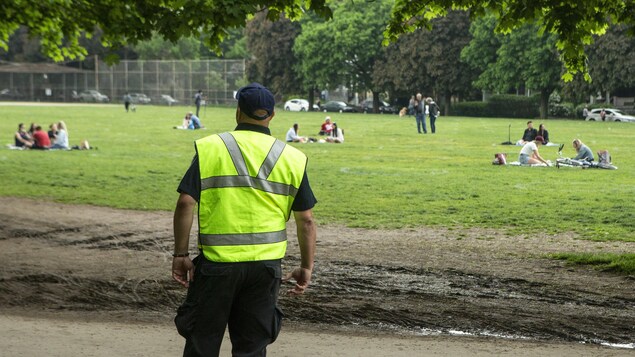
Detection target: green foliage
<box><xmin>462</xmin><ymin>16</ymin><xmax>562</xmax><ymax>118</ymax></box>
<box><xmin>452</xmin><ymin>95</ymin><xmax>542</xmax><ymax>118</ymax></box>
<box><xmin>387</xmin><ymin>0</ymin><xmax>635</xmax><ymax>81</ymax></box>
<box><xmin>488</xmin><ymin>95</ymin><xmax>540</xmax><ymax>118</ymax></box>
<box><xmin>0</xmin><ymin>0</ymin><xmax>333</xmax><ymax>63</ymax></box>
<box><xmin>450</xmin><ymin>102</ymin><xmax>488</xmax><ymax>117</ymax></box>
<box><xmin>133</xmin><ymin>35</ymin><xmax>200</xmax><ymax>60</ymax></box>
<box><xmin>245</xmin><ymin>12</ymin><xmax>302</xmax><ymax>96</ymax></box>
<box><xmin>294</xmin><ymin>0</ymin><xmax>392</xmax><ymax>93</ymax></box>
<box><xmin>549</xmin><ymin>102</ymin><xmax>575</xmax><ymax>119</ymax></box>
<box><xmin>374</xmin><ymin>10</ymin><xmax>478</xmax><ymax>105</ymax></box>
<box><xmin>549</xmin><ymin>253</ymin><xmax>635</xmax><ymax>275</ymax></box>
<box><xmin>1</xmin><ymin>104</ymin><xmax>634</xmax><ymax>245</ymax></box>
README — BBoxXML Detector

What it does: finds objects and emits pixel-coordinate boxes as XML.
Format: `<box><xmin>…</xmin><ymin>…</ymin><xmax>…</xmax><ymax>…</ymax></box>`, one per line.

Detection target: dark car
<box><xmin>360</xmin><ymin>99</ymin><xmax>397</xmax><ymax>114</ymax></box>
<box><xmin>321</xmin><ymin>100</ymin><xmax>358</xmax><ymax>113</ymax></box>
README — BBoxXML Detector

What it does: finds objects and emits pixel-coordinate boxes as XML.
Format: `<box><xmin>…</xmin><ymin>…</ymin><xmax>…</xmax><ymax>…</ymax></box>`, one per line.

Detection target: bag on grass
<box><xmin>597</xmin><ymin>150</ymin><xmax>611</xmax><ymax>164</ymax></box>
<box><xmin>492</xmin><ymin>153</ymin><xmax>508</xmax><ymax>165</ymax></box>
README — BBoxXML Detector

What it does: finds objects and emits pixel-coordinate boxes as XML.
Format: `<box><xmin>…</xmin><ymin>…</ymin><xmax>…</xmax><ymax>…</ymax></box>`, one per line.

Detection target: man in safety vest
<box><xmin>172</xmin><ymin>82</ymin><xmax>317</xmax><ymax>356</ymax></box>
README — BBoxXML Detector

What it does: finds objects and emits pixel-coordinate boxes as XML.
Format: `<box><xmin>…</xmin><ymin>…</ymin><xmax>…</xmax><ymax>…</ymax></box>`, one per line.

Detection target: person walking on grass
<box><xmin>414</xmin><ymin>93</ymin><xmax>427</xmax><ymax>134</ymax></box>
<box><xmin>172</xmin><ymin>82</ymin><xmax>317</xmax><ymax>357</ymax></box>
<box><xmin>194</xmin><ymin>90</ymin><xmax>203</xmax><ymax>117</ymax></box>
<box><xmin>427</xmin><ymin>97</ymin><xmax>439</xmax><ymax>134</ymax></box>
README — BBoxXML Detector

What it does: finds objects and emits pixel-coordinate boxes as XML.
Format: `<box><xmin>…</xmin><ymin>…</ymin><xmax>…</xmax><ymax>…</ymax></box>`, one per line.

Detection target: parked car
<box><xmin>321</xmin><ymin>100</ymin><xmax>358</xmax><ymax>113</ymax></box>
<box><xmin>360</xmin><ymin>99</ymin><xmax>397</xmax><ymax>114</ymax></box>
<box><xmin>78</xmin><ymin>90</ymin><xmax>109</xmax><ymax>103</ymax></box>
<box><xmin>159</xmin><ymin>94</ymin><xmax>179</xmax><ymax>106</ymax></box>
<box><xmin>0</xmin><ymin>88</ymin><xmax>25</xmax><ymax>100</ymax></box>
<box><xmin>129</xmin><ymin>93</ymin><xmax>151</xmax><ymax>104</ymax></box>
<box><xmin>283</xmin><ymin>98</ymin><xmax>319</xmax><ymax>111</ymax></box>
<box><xmin>585</xmin><ymin>108</ymin><xmax>635</xmax><ymax>122</ymax></box>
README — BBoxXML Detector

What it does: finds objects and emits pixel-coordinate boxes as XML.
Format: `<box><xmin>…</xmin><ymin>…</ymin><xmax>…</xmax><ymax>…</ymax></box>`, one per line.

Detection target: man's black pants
<box><xmin>175</xmin><ymin>257</ymin><xmax>283</xmax><ymax>357</ymax></box>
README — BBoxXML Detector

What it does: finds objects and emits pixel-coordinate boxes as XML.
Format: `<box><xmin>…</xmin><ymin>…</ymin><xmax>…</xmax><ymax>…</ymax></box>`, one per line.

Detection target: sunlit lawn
<box><xmin>1</xmin><ymin>102</ymin><xmax>633</xmax><ymax>246</ymax></box>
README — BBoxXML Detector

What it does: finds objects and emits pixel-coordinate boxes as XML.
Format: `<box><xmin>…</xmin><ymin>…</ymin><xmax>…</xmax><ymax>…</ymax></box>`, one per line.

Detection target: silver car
<box><xmin>585</xmin><ymin>108</ymin><xmax>635</xmax><ymax>122</ymax></box>
<box><xmin>129</xmin><ymin>93</ymin><xmax>151</xmax><ymax>104</ymax></box>
<box><xmin>78</xmin><ymin>90</ymin><xmax>109</xmax><ymax>103</ymax></box>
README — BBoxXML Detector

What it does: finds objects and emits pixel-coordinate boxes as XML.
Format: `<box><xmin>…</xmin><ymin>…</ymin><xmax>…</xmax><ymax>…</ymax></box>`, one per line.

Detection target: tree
<box><xmin>373</xmin><ymin>11</ymin><xmax>478</xmax><ymax>112</ymax></box>
<box><xmin>462</xmin><ymin>17</ymin><xmax>563</xmax><ymax>118</ymax></box>
<box><xmin>245</xmin><ymin>12</ymin><xmax>302</xmax><ymax>99</ymax></box>
<box><xmin>385</xmin><ymin>0</ymin><xmax>635</xmax><ymax>80</ymax></box>
<box><xmin>199</xmin><ymin>28</ymin><xmax>250</xmax><ymax>60</ymax></box>
<box><xmin>418</xmin><ymin>11</ymin><xmax>478</xmax><ymax>114</ymax></box>
<box><xmin>294</xmin><ymin>0</ymin><xmax>392</xmax><ymax>111</ymax></box>
<box><xmin>562</xmin><ymin>24</ymin><xmax>635</xmax><ymax>105</ymax></box>
<box><xmin>133</xmin><ymin>35</ymin><xmax>200</xmax><ymax>60</ymax></box>
<box><xmin>0</xmin><ymin>0</ymin><xmax>333</xmax><ymax>63</ymax></box>
<box><xmin>372</xmin><ymin>32</ymin><xmax>432</xmax><ymax>104</ymax></box>
<box><xmin>5</xmin><ymin>0</ymin><xmax>635</xmax><ymax>82</ymax></box>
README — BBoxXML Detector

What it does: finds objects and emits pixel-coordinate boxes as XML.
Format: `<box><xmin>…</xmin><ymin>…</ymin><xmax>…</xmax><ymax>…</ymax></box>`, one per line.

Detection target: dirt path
<box><xmin>0</xmin><ymin>196</ymin><xmax>633</xmax><ymax>354</ymax></box>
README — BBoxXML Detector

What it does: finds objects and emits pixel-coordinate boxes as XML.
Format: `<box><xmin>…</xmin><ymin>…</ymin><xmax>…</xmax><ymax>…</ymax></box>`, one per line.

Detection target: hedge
<box><xmin>451</xmin><ymin>94</ymin><xmax>540</xmax><ymax>118</ymax></box>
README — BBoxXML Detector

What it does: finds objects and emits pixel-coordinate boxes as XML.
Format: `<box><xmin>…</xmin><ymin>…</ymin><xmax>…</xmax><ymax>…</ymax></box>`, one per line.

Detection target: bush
<box><xmin>488</xmin><ymin>94</ymin><xmax>540</xmax><ymax>118</ymax></box>
<box><xmin>451</xmin><ymin>102</ymin><xmax>488</xmax><ymax>117</ymax></box>
<box><xmin>550</xmin><ymin>102</ymin><xmax>575</xmax><ymax>118</ymax></box>
<box><xmin>451</xmin><ymin>95</ymin><xmax>539</xmax><ymax>118</ymax></box>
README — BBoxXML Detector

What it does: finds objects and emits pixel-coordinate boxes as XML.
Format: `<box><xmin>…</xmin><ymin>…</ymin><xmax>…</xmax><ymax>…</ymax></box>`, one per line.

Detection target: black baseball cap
<box><xmin>235</xmin><ymin>82</ymin><xmax>275</xmax><ymax>120</ymax></box>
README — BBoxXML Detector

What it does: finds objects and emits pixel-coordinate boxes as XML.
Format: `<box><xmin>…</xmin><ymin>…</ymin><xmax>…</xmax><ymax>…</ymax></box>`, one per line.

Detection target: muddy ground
<box><xmin>0</xmin><ymin>196</ymin><xmax>633</xmax><ymax>349</ymax></box>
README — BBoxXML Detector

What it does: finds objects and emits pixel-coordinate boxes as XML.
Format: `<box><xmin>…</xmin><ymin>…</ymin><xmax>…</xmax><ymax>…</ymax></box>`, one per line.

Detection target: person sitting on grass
<box><xmin>536</xmin><ymin>123</ymin><xmax>550</xmax><ymax>145</ymax></box>
<box><xmin>14</xmin><ymin>123</ymin><xmax>34</xmax><ymax>148</ymax></box>
<box><xmin>325</xmin><ymin>122</ymin><xmax>344</xmax><ymax>143</ymax></box>
<box><xmin>31</xmin><ymin>125</ymin><xmax>51</xmax><ymax>150</ymax></box>
<box><xmin>286</xmin><ymin>123</ymin><xmax>308</xmax><ymax>143</ymax></box>
<box><xmin>50</xmin><ymin>121</ymin><xmax>70</xmax><ymax>150</ymax></box>
<box><xmin>186</xmin><ymin>112</ymin><xmax>204</xmax><ymax>129</ymax></box>
<box><xmin>572</xmin><ymin>139</ymin><xmax>594</xmax><ymax>162</ymax></box>
<box><xmin>516</xmin><ymin>120</ymin><xmax>538</xmax><ymax>146</ymax></box>
<box><xmin>518</xmin><ymin>136</ymin><xmax>549</xmax><ymax>166</ymax></box>
<box><xmin>319</xmin><ymin>116</ymin><xmax>333</xmax><ymax>135</ymax></box>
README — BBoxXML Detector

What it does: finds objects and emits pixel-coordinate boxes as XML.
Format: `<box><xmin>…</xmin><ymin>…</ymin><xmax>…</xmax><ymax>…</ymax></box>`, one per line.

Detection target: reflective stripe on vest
<box><xmin>196</xmin><ymin>131</ymin><xmax>306</xmax><ymax>262</ymax></box>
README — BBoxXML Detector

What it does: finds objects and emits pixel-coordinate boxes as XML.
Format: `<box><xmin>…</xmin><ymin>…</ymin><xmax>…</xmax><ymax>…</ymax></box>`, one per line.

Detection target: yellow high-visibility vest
<box><xmin>196</xmin><ymin>130</ymin><xmax>307</xmax><ymax>262</ymax></box>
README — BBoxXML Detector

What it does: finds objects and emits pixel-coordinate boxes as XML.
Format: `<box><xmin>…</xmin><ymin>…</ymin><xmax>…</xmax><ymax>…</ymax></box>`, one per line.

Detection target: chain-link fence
<box><xmin>0</xmin><ymin>59</ymin><xmax>246</xmax><ymax>105</ymax></box>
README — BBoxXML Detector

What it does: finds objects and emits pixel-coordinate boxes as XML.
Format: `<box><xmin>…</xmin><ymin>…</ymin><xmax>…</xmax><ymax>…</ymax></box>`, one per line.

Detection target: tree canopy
<box><xmin>3</xmin><ymin>0</ymin><xmax>635</xmax><ymax>80</ymax></box>
<box><xmin>0</xmin><ymin>0</ymin><xmax>332</xmax><ymax>63</ymax></box>
<box><xmin>385</xmin><ymin>0</ymin><xmax>635</xmax><ymax>81</ymax></box>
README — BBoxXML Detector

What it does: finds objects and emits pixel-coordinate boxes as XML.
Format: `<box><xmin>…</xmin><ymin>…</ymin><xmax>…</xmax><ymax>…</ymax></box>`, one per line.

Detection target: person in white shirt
<box><xmin>50</xmin><ymin>121</ymin><xmax>70</xmax><ymax>150</ymax></box>
<box><xmin>325</xmin><ymin>122</ymin><xmax>344</xmax><ymax>143</ymax></box>
<box><xmin>286</xmin><ymin>123</ymin><xmax>307</xmax><ymax>143</ymax></box>
<box><xmin>518</xmin><ymin>136</ymin><xmax>549</xmax><ymax>165</ymax></box>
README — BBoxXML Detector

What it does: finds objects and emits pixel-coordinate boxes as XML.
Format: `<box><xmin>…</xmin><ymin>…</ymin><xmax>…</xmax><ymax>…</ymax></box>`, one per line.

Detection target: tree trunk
<box><xmin>443</xmin><ymin>90</ymin><xmax>451</xmax><ymax>116</ymax></box>
<box><xmin>308</xmin><ymin>86</ymin><xmax>316</xmax><ymax>111</ymax></box>
<box><xmin>372</xmin><ymin>91</ymin><xmax>379</xmax><ymax>113</ymax></box>
<box><xmin>540</xmin><ymin>89</ymin><xmax>549</xmax><ymax>119</ymax></box>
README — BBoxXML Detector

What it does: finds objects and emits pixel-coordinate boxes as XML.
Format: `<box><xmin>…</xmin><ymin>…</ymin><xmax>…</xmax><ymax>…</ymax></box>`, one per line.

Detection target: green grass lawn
<box><xmin>1</xmin><ymin>103</ymin><xmax>633</xmax><ymax>272</ymax></box>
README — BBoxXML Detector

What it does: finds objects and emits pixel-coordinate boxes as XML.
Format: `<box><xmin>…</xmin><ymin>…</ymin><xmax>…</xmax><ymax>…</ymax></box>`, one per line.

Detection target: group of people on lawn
<box><xmin>285</xmin><ymin>116</ymin><xmax>344</xmax><ymax>144</ymax></box>
<box><xmin>516</xmin><ymin>120</ymin><xmax>594</xmax><ymax>165</ymax></box>
<box><xmin>13</xmin><ymin>121</ymin><xmax>90</xmax><ymax>150</ymax></box>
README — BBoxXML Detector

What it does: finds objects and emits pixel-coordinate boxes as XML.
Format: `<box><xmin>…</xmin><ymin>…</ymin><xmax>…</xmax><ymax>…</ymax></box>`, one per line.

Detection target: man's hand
<box><xmin>283</xmin><ymin>267</ymin><xmax>312</xmax><ymax>295</ymax></box>
<box><xmin>172</xmin><ymin>256</ymin><xmax>194</xmax><ymax>288</ymax></box>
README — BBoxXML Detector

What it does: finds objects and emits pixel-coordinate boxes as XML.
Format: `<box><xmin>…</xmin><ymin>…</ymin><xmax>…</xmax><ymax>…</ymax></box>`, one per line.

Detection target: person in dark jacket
<box><xmin>517</xmin><ymin>121</ymin><xmax>538</xmax><ymax>146</ymax></box>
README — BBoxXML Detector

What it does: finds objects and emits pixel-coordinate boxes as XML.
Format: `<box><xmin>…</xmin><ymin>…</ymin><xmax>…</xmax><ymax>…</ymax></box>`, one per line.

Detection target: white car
<box><xmin>585</xmin><ymin>108</ymin><xmax>635</xmax><ymax>122</ymax></box>
<box><xmin>284</xmin><ymin>98</ymin><xmax>319</xmax><ymax>112</ymax></box>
